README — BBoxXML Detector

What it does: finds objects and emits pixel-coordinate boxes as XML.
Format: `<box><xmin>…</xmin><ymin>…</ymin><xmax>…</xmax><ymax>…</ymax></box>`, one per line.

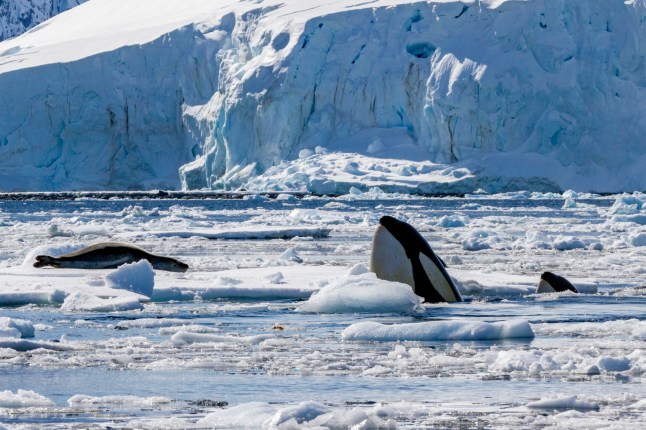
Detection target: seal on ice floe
<box><xmin>536</xmin><ymin>271</ymin><xmax>578</xmax><ymax>293</ymax></box>
<box><xmin>33</xmin><ymin>242</ymin><xmax>189</xmax><ymax>272</ymax></box>
<box><xmin>370</xmin><ymin>216</ymin><xmax>462</xmax><ymax>303</ymax></box>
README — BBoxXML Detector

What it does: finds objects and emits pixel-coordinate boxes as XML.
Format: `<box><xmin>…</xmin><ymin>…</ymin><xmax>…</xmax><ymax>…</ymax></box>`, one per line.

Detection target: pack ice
<box><xmin>0</xmin><ymin>0</ymin><xmax>644</xmax><ymax>193</ymax></box>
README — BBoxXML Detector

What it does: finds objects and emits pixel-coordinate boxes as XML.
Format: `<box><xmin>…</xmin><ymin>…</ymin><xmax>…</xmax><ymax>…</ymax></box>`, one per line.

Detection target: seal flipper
<box><xmin>33</xmin><ymin>255</ymin><xmax>60</xmax><ymax>268</ymax></box>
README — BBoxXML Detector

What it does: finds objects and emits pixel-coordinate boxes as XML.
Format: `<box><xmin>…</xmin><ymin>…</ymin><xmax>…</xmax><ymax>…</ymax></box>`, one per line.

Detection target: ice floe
<box><xmin>342</xmin><ymin>319</ymin><xmax>535</xmax><ymax>342</ymax></box>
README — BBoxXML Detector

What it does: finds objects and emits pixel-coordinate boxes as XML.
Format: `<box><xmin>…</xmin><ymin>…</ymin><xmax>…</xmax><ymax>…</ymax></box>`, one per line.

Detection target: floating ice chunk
<box><xmin>552</xmin><ymin>236</ymin><xmax>587</xmax><ymax>251</ymax></box>
<box><xmin>0</xmin><ymin>338</ymin><xmax>69</xmax><ymax>351</ymax></box>
<box><xmin>243</xmin><ymin>194</ymin><xmax>269</xmax><ymax>201</ymax></box>
<box><xmin>342</xmin><ymin>319</ymin><xmax>534</xmax><ymax>342</ymax></box>
<box><xmin>265</xmin><ymin>272</ymin><xmax>284</xmax><ymax>284</ymax></box>
<box><xmin>527</xmin><ymin>395</ymin><xmax>600</xmax><ymax>411</ymax></box>
<box><xmin>343</xmin><ymin>161</ymin><xmax>363</xmax><ymax>175</ymax></box>
<box><xmin>279</xmin><ymin>248</ymin><xmax>302</xmax><ymax>263</ymax></box>
<box><xmin>68</xmin><ymin>395</ymin><xmax>171</xmax><ymax>406</ymax></box>
<box><xmin>275</xmin><ymin>193</ymin><xmax>297</xmax><ymax>202</ymax></box>
<box><xmin>265</xmin><ymin>401</ymin><xmax>331</xmax><ymax>427</ymax></box>
<box><xmin>104</xmin><ymin>260</ymin><xmax>155</xmax><ymax>298</ymax></box>
<box><xmin>0</xmin><ymin>390</ymin><xmax>55</xmax><ymax>408</ymax></box>
<box><xmin>596</xmin><ymin>356</ymin><xmax>631</xmax><ymax>372</ymax></box>
<box><xmin>158</xmin><ymin>325</ymin><xmax>222</xmax><ymax>335</ymax></box>
<box><xmin>627</xmin><ymin>231</ymin><xmax>646</xmax><ymax>247</ymax></box>
<box><xmin>562</xmin><ymin>197</ymin><xmax>577</xmax><ymax>209</ymax></box>
<box><xmin>116</xmin><ymin>318</ymin><xmax>194</xmax><ymax>329</ymax></box>
<box><xmin>0</xmin><ymin>317</ymin><xmax>34</xmax><ymax>338</ymax></box>
<box><xmin>298</xmin><ymin>149</ymin><xmax>314</xmax><ymax>159</ymax></box>
<box><xmin>437</xmin><ymin>215</ymin><xmax>468</xmax><ymax>228</ymax></box>
<box><xmin>367</xmin><ymin>139</ymin><xmax>385</xmax><ymax>154</ymax></box>
<box><xmin>61</xmin><ymin>292</ymin><xmax>143</xmax><ymax>312</ymax></box>
<box><xmin>308</xmin><ymin>178</ymin><xmax>336</xmax><ymax>194</ymax></box>
<box><xmin>171</xmin><ymin>331</ymin><xmax>273</xmax><ymax>346</ymax></box>
<box><xmin>297</xmin><ymin>273</ymin><xmax>423</xmax><ymax>314</ymax></box>
<box><xmin>199</xmin><ymin>401</ymin><xmax>394</xmax><ymax>429</ymax></box>
<box><xmin>609</xmin><ymin>193</ymin><xmax>645</xmax><ymax>215</ymax></box>
<box><xmin>47</xmin><ymin>224</ymin><xmax>72</xmax><ymax>237</ymax></box>
<box><xmin>199</xmin><ymin>402</ymin><xmax>278</xmax><ymax>428</ymax></box>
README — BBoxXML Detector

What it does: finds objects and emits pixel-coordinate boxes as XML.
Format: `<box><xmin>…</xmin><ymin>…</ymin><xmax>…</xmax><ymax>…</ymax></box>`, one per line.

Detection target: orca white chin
<box><xmin>370</xmin><ymin>225</ymin><xmax>414</xmax><ymax>287</ymax></box>
<box><xmin>536</xmin><ymin>279</ymin><xmax>556</xmax><ymax>293</ymax></box>
<box><xmin>370</xmin><ymin>216</ymin><xmax>462</xmax><ymax>303</ymax></box>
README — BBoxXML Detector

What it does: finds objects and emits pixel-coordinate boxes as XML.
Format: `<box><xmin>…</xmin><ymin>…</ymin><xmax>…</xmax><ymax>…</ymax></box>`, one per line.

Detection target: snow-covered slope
<box><xmin>0</xmin><ymin>0</ymin><xmax>644</xmax><ymax>192</ymax></box>
<box><xmin>0</xmin><ymin>0</ymin><xmax>86</xmax><ymax>41</ymax></box>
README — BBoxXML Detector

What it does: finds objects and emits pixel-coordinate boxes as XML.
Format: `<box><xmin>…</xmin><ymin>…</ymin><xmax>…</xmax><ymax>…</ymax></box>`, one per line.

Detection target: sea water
<box><xmin>0</xmin><ymin>193</ymin><xmax>644</xmax><ymax>428</ymax></box>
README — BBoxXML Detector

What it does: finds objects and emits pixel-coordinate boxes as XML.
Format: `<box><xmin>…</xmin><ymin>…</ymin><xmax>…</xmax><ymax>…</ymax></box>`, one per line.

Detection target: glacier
<box><xmin>0</xmin><ymin>0</ymin><xmax>644</xmax><ymax>193</ymax></box>
<box><xmin>0</xmin><ymin>0</ymin><xmax>86</xmax><ymax>41</ymax></box>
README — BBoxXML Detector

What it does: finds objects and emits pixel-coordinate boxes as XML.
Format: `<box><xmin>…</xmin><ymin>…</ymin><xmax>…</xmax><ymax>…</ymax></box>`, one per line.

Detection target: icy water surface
<box><xmin>0</xmin><ymin>193</ymin><xmax>644</xmax><ymax>428</ymax></box>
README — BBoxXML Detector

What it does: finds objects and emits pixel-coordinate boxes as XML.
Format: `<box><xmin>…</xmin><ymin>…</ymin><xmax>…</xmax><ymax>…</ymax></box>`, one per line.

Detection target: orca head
<box><xmin>370</xmin><ymin>216</ymin><xmax>462</xmax><ymax>303</ymax></box>
<box><xmin>536</xmin><ymin>271</ymin><xmax>578</xmax><ymax>293</ymax></box>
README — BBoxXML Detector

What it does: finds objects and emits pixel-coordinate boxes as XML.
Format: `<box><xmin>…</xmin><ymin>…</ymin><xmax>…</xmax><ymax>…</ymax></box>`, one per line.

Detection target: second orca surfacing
<box><xmin>370</xmin><ymin>215</ymin><xmax>462</xmax><ymax>303</ymax></box>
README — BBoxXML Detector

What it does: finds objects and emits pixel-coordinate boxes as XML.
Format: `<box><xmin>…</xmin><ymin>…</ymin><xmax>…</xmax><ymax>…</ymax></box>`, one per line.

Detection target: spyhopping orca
<box><xmin>33</xmin><ymin>242</ymin><xmax>189</xmax><ymax>272</ymax></box>
<box><xmin>536</xmin><ymin>271</ymin><xmax>578</xmax><ymax>293</ymax></box>
<box><xmin>370</xmin><ymin>216</ymin><xmax>462</xmax><ymax>303</ymax></box>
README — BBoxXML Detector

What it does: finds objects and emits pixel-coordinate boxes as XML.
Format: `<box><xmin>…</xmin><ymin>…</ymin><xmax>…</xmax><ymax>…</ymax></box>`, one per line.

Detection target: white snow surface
<box><xmin>0</xmin><ymin>0</ymin><xmax>645</xmax><ymax>192</ymax></box>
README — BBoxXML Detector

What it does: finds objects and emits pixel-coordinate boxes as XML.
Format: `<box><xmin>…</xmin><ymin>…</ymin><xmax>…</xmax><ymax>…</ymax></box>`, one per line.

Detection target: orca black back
<box><xmin>538</xmin><ymin>271</ymin><xmax>578</xmax><ymax>293</ymax></box>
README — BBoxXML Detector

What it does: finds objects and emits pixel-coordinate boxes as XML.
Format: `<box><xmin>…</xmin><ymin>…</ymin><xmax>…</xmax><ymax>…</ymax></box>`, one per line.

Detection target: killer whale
<box><xmin>33</xmin><ymin>242</ymin><xmax>189</xmax><ymax>272</ymax></box>
<box><xmin>370</xmin><ymin>216</ymin><xmax>462</xmax><ymax>303</ymax></box>
<box><xmin>536</xmin><ymin>271</ymin><xmax>579</xmax><ymax>293</ymax></box>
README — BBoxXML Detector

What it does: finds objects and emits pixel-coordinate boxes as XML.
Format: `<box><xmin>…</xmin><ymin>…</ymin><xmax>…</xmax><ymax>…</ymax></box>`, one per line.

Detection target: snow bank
<box><xmin>199</xmin><ymin>401</ymin><xmax>395</xmax><ymax>429</ymax></box>
<box><xmin>342</xmin><ymin>319</ymin><xmax>535</xmax><ymax>342</ymax></box>
<box><xmin>0</xmin><ymin>389</ymin><xmax>55</xmax><ymax>408</ymax></box>
<box><xmin>60</xmin><ymin>291</ymin><xmax>143</xmax><ymax>312</ymax></box>
<box><xmin>105</xmin><ymin>260</ymin><xmax>155</xmax><ymax>297</ymax></box>
<box><xmin>527</xmin><ymin>395</ymin><xmax>600</xmax><ymax>411</ymax></box>
<box><xmin>0</xmin><ymin>317</ymin><xmax>34</xmax><ymax>338</ymax></box>
<box><xmin>297</xmin><ymin>272</ymin><xmax>423</xmax><ymax>314</ymax></box>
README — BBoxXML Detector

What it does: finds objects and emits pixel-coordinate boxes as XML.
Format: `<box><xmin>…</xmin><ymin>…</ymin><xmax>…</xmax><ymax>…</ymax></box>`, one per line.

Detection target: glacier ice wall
<box><xmin>0</xmin><ymin>26</ymin><xmax>218</xmax><ymax>190</ymax></box>
<box><xmin>0</xmin><ymin>0</ymin><xmax>645</xmax><ymax>192</ymax></box>
<box><xmin>0</xmin><ymin>0</ymin><xmax>86</xmax><ymax>41</ymax></box>
<box><xmin>185</xmin><ymin>0</ymin><xmax>646</xmax><ymax>192</ymax></box>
